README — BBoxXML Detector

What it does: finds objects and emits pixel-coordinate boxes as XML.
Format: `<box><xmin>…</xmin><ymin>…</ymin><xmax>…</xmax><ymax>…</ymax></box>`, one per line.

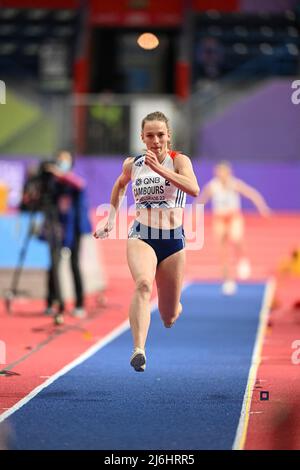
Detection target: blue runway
<box><xmin>9</xmin><ymin>282</ymin><xmax>265</xmax><ymax>450</ymax></box>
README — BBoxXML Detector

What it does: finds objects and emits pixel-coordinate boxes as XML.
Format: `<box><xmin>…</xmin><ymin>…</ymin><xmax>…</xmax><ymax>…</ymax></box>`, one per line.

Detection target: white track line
<box><xmin>0</xmin><ymin>320</ymin><xmax>129</xmax><ymax>424</ymax></box>
<box><xmin>232</xmin><ymin>277</ymin><xmax>276</xmax><ymax>450</ymax></box>
<box><xmin>0</xmin><ymin>282</ymin><xmax>191</xmax><ymax>424</ymax></box>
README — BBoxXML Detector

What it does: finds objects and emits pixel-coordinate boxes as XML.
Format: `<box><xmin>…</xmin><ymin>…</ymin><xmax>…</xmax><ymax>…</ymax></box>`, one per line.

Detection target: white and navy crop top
<box><xmin>209</xmin><ymin>177</ymin><xmax>241</xmax><ymax>214</ymax></box>
<box><xmin>131</xmin><ymin>151</ymin><xmax>186</xmax><ymax>209</ymax></box>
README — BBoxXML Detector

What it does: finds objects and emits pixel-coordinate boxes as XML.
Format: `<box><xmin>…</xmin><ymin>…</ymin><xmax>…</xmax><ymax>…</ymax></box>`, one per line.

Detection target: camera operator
<box><xmin>43</xmin><ymin>150</ymin><xmax>92</xmax><ymax>324</ymax></box>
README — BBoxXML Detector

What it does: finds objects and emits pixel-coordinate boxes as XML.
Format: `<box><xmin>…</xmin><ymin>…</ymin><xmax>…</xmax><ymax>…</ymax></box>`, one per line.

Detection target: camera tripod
<box><xmin>4</xmin><ymin>207</ymin><xmax>65</xmax><ymax>326</ymax></box>
<box><xmin>4</xmin><ymin>211</ymin><xmax>37</xmax><ymax>314</ymax></box>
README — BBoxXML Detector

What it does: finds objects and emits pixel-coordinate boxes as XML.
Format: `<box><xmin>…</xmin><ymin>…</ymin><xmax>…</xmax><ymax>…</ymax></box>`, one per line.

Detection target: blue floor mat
<box><xmin>9</xmin><ymin>282</ymin><xmax>265</xmax><ymax>450</ymax></box>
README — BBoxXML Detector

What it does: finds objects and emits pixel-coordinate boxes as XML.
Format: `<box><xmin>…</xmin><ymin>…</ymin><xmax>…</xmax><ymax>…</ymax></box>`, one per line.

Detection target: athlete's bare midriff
<box><xmin>136</xmin><ymin>207</ymin><xmax>183</xmax><ymax>229</ymax></box>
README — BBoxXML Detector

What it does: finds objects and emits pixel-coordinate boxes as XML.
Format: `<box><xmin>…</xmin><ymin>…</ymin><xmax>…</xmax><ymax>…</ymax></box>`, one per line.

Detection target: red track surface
<box><xmin>245</xmin><ymin>277</ymin><xmax>300</xmax><ymax>450</ymax></box>
<box><xmin>99</xmin><ymin>213</ymin><xmax>300</xmax><ymax>282</ymax></box>
<box><xmin>0</xmin><ymin>285</ymin><xmax>131</xmax><ymax>412</ymax></box>
<box><xmin>1</xmin><ymin>212</ymin><xmax>300</xmax><ymax>448</ymax></box>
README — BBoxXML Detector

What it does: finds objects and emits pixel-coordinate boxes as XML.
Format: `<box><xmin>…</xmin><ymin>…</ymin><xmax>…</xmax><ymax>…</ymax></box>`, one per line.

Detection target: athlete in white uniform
<box><xmin>94</xmin><ymin>111</ymin><xmax>199</xmax><ymax>371</ymax></box>
<box><xmin>198</xmin><ymin>161</ymin><xmax>271</xmax><ymax>294</ymax></box>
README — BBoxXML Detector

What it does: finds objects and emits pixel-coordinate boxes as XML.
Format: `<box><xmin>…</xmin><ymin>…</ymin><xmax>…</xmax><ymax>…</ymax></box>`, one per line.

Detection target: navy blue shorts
<box><xmin>128</xmin><ymin>220</ymin><xmax>185</xmax><ymax>265</ymax></box>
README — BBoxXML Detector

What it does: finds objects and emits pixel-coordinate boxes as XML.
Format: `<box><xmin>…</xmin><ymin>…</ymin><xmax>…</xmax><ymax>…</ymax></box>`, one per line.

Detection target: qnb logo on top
<box><xmin>0</xmin><ymin>80</ymin><xmax>6</xmax><ymax>104</ymax></box>
<box><xmin>143</xmin><ymin>177</ymin><xmax>160</xmax><ymax>184</ymax></box>
<box><xmin>291</xmin><ymin>80</ymin><xmax>300</xmax><ymax>104</ymax></box>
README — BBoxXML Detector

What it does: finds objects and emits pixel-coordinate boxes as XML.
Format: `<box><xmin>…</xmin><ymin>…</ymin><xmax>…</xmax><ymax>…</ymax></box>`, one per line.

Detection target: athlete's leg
<box><xmin>220</xmin><ymin>236</ymin><xmax>231</xmax><ymax>280</ymax></box>
<box><xmin>155</xmin><ymin>249</ymin><xmax>185</xmax><ymax>327</ymax></box>
<box><xmin>127</xmin><ymin>238</ymin><xmax>157</xmax><ymax>351</ymax></box>
<box><xmin>229</xmin><ymin>215</ymin><xmax>251</xmax><ymax>279</ymax></box>
<box><xmin>213</xmin><ymin>218</ymin><xmax>231</xmax><ymax>281</ymax></box>
<box><xmin>229</xmin><ymin>214</ymin><xmax>245</xmax><ymax>256</ymax></box>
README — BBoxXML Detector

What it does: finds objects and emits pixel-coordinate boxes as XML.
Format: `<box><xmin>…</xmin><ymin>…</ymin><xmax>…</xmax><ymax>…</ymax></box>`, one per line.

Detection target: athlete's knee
<box><xmin>135</xmin><ymin>277</ymin><xmax>152</xmax><ymax>298</ymax></box>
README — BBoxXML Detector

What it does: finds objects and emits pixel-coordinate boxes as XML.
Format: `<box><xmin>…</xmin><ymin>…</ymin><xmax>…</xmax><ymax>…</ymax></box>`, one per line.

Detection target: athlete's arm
<box><xmin>94</xmin><ymin>157</ymin><xmax>133</xmax><ymax>238</ymax></box>
<box><xmin>197</xmin><ymin>182</ymin><xmax>213</xmax><ymax>205</ymax></box>
<box><xmin>109</xmin><ymin>157</ymin><xmax>133</xmax><ymax>217</ymax></box>
<box><xmin>145</xmin><ymin>150</ymin><xmax>200</xmax><ymax>197</ymax></box>
<box><xmin>235</xmin><ymin>179</ymin><xmax>271</xmax><ymax>216</ymax></box>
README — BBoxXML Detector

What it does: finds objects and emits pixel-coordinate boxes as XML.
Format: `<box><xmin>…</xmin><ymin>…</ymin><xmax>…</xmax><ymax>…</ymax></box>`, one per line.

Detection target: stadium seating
<box><xmin>194</xmin><ymin>9</ymin><xmax>300</xmax><ymax>79</ymax></box>
<box><xmin>0</xmin><ymin>8</ymin><xmax>78</xmax><ymax>78</ymax></box>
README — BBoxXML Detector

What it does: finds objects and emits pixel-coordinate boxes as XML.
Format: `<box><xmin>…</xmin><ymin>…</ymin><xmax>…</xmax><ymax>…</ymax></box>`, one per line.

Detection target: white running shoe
<box><xmin>54</xmin><ymin>313</ymin><xmax>64</xmax><ymax>326</ymax></box>
<box><xmin>130</xmin><ymin>347</ymin><xmax>146</xmax><ymax>372</ymax></box>
<box><xmin>237</xmin><ymin>258</ymin><xmax>251</xmax><ymax>280</ymax></box>
<box><xmin>222</xmin><ymin>280</ymin><xmax>237</xmax><ymax>296</ymax></box>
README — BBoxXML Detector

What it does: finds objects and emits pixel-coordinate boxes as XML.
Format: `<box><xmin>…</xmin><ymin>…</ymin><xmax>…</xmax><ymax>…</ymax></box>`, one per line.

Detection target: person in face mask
<box><xmin>44</xmin><ymin>150</ymin><xmax>92</xmax><ymax>324</ymax></box>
